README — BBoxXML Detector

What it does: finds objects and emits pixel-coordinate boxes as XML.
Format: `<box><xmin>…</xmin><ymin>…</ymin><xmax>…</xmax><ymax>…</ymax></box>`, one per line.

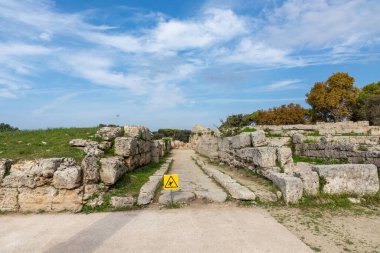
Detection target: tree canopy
<box><xmin>306</xmin><ymin>72</ymin><xmax>359</xmax><ymax>122</ymax></box>
<box><xmin>352</xmin><ymin>81</ymin><xmax>380</xmax><ymax>125</ymax></box>
<box><xmin>152</xmin><ymin>129</ymin><xmax>191</xmax><ymax>142</ymax></box>
<box><xmin>0</xmin><ymin>123</ymin><xmax>19</xmax><ymax>132</ymax></box>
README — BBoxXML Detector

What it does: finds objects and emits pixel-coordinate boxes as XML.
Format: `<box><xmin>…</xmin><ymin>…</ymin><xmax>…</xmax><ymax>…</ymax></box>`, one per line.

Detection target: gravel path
<box><xmin>158</xmin><ymin>150</ymin><xmax>227</xmax><ymax>204</ymax></box>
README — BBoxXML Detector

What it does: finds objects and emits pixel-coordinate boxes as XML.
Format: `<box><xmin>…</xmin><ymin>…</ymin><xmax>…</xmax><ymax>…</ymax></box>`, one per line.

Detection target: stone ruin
<box><xmin>191</xmin><ymin>121</ymin><xmax>380</xmax><ymax>204</ymax></box>
<box><xmin>0</xmin><ymin>126</ymin><xmax>171</xmax><ymax>213</ymax></box>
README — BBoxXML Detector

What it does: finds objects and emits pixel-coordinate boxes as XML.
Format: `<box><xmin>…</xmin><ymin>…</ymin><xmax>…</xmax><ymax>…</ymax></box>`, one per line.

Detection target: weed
<box><xmin>319</xmin><ymin>176</ymin><xmax>327</xmax><ymax>192</ymax></box>
<box><xmin>265</xmin><ymin>131</ymin><xmax>282</xmax><ymax>137</ymax></box>
<box><xmin>238</xmin><ymin>127</ymin><xmax>257</xmax><ymax>134</ymax></box>
<box><xmin>358</xmin><ymin>144</ymin><xmax>369</xmax><ymax>151</ymax></box>
<box><xmin>292</xmin><ymin>155</ymin><xmax>342</xmax><ymax>165</ymax></box>
<box><xmin>304</xmin><ymin>139</ymin><xmax>317</xmax><ymax>144</ymax></box>
<box><xmin>307</xmin><ymin>130</ymin><xmax>321</xmax><ymax>136</ymax></box>
<box><xmin>164</xmin><ymin>202</ymin><xmax>181</xmax><ymax>209</ymax></box>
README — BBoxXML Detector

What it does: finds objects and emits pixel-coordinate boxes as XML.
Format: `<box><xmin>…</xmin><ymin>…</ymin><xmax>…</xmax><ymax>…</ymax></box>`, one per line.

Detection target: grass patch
<box><xmin>296</xmin><ymin>194</ymin><xmax>353</xmax><ymax>210</ymax></box>
<box><xmin>238</xmin><ymin>127</ymin><xmax>257</xmax><ymax>134</ymax></box>
<box><xmin>338</xmin><ymin>132</ymin><xmax>368</xmax><ymax>136</ymax></box>
<box><xmin>306</xmin><ymin>130</ymin><xmax>321</xmax><ymax>136</ymax></box>
<box><xmin>83</xmin><ymin>155</ymin><xmax>170</xmax><ymax>213</ymax></box>
<box><xmin>304</xmin><ymin>139</ymin><xmax>317</xmax><ymax>144</ymax></box>
<box><xmin>292</xmin><ymin>155</ymin><xmax>345</xmax><ymax>165</ymax></box>
<box><xmin>164</xmin><ymin>202</ymin><xmax>181</xmax><ymax>209</ymax></box>
<box><xmin>265</xmin><ymin>131</ymin><xmax>282</xmax><ymax>138</ymax></box>
<box><xmin>0</xmin><ymin>127</ymin><xmax>99</xmax><ymax>162</ymax></box>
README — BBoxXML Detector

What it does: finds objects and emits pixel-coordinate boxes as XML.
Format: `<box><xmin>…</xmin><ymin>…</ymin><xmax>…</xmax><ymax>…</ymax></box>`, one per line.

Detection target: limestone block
<box><xmin>124</xmin><ymin>126</ymin><xmax>152</xmax><ymax>141</ymax></box>
<box><xmin>52</xmin><ymin>187</ymin><xmax>83</xmax><ymax>212</ymax></box>
<box><xmin>83</xmin><ymin>184</ymin><xmax>108</xmax><ymax>200</ymax></box>
<box><xmin>95</xmin><ymin>127</ymin><xmax>122</xmax><ymax>141</ymax></box>
<box><xmin>69</xmin><ymin>139</ymin><xmax>98</xmax><ymax>147</ymax></box>
<box><xmin>81</xmin><ymin>155</ymin><xmax>100</xmax><ymax>184</ymax></box>
<box><xmin>267</xmin><ymin>172</ymin><xmax>303</xmax><ymax>204</ymax></box>
<box><xmin>276</xmin><ymin>147</ymin><xmax>293</xmax><ymax>167</ymax></box>
<box><xmin>251</xmin><ymin>131</ymin><xmax>267</xmax><ymax>147</ymax></box>
<box><xmin>0</xmin><ymin>159</ymin><xmax>12</xmax><ymax>183</ymax></box>
<box><xmin>236</xmin><ymin>147</ymin><xmax>277</xmax><ymax>168</ymax></box>
<box><xmin>100</xmin><ymin>156</ymin><xmax>127</xmax><ymax>185</ymax></box>
<box><xmin>292</xmin><ymin>134</ymin><xmax>305</xmax><ymax>144</ymax></box>
<box><xmin>1</xmin><ymin>161</ymin><xmax>37</xmax><ymax>188</ymax></box>
<box><xmin>114</xmin><ymin>137</ymin><xmax>138</xmax><ymax>157</ymax></box>
<box><xmin>53</xmin><ymin>166</ymin><xmax>82</xmax><ymax>189</ymax></box>
<box><xmin>18</xmin><ymin>186</ymin><xmax>57</xmax><ymax>212</ymax></box>
<box><xmin>231</xmin><ymin>133</ymin><xmax>252</xmax><ymax>149</ymax></box>
<box><xmin>312</xmin><ymin>164</ymin><xmax>379</xmax><ymax>195</ymax></box>
<box><xmin>83</xmin><ymin>144</ymin><xmax>104</xmax><ymax>157</ymax></box>
<box><xmin>110</xmin><ymin>196</ymin><xmax>135</xmax><ymax>208</ymax></box>
<box><xmin>0</xmin><ymin>188</ymin><xmax>18</xmax><ymax>212</ymax></box>
<box><xmin>292</xmin><ymin>164</ymin><xmax>319</xmax><ymax>196</ymax></box>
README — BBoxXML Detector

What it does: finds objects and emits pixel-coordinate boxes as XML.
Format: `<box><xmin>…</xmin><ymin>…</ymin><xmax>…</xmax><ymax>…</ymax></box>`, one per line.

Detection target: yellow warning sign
<box><xmin>163</xmin><ymin>174</ymin><xmax>179</xmax><ymax>190</ymax></box>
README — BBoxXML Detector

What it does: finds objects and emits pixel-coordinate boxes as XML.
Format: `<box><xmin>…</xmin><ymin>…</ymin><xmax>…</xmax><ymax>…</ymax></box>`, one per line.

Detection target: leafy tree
<box><xmin>219</xmin><ymin>114</ymin><xmax>252</xmax><ymax>129</ymax></box>
<box><xmin>0</xmin><ymin>123</ymin><xmax>19</xmax><ymax>132</ymax></box>
<box><xmin>152</xmin><ymin>129</ymin><xmax>191</xmax><ymax>142</ymax></box>
<box><xmin>251</xmin><ymin>104</ymin><xmax>306</xmax><ymax>125</ymax></box>
<box><xmin>306</xmin><ymin>72</ymin><xmax>359</xmax><ymax>122</ymax></box>
<box><xmin>352</xmin><ymin>81</ymin><xmax>380</xmax><ymax>125</ymax></box>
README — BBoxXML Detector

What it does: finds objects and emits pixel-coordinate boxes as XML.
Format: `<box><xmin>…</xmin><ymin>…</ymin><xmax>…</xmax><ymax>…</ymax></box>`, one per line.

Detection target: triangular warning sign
<box><xmin>165</xmin><ymin>176</ymin><xmax>178</xmax><ymax>189</ymax></box>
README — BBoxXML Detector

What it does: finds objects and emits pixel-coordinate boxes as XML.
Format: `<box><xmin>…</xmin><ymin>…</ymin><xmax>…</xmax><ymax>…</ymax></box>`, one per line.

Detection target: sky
<box><xmin>1</xmin><ymin>0</ymin><xmax>380</xmax><ymax>130</ymax></box>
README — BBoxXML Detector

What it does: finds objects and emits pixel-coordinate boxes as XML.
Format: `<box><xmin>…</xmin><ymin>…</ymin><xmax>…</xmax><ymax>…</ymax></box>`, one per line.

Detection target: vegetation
<box><xmin>306</xmin><ymin>72</ymin><xmax>359</xmax><ymax>122</ymax></box>
<box><xmin>83</xmin><ymin>156</ymin><xmax>171</xmax><ymax>213</ymax></box>
<box><xmin>249</xmin><ymin>103</ymin><xmax>306</xmax><ymax>125</ymax></box>
<box><xmin>0</xmin><ymin>127</ymin><xmax>99</xmax><ymax>161</ymax></box>
<box><xmin>152</xmin><ymin>129</ymin><xmax>191</xmax><ymax>142</ymax></box>
<box><xmin>0</xmin><ymin>123</ymin><xmax>19</xmax><ymax>132</ymax></box>
<box><xmin>352</xmin><ymin>81</ymin><xmax>380</xmax><ymax>125</ymax></box>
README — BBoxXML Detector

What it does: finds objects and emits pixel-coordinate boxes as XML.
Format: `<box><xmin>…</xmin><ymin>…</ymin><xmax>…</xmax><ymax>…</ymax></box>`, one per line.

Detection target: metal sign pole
<box><xmin>170</xmin><ymin>190</ymin><xmax>173</xmax><ymax>205</ymax></box>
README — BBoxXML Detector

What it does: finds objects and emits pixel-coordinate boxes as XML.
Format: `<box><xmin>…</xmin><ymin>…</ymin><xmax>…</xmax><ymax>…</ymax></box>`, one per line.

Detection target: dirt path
<box><xmin>158</xmin><ymin>149</ymin><xmax>227</xmax><ymax>204</ymax></box>
<box><xmin>0</xmin><ymin>205</ymin><xmax>313</xmax><ymax>253</ymax></box>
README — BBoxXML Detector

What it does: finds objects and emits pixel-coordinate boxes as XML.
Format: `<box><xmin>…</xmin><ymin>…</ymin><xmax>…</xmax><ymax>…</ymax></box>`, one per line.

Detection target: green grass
<box><xmin>303</xmin><ymin>139</ymin><xmax>317</xmax><ymax>144</ymax></box>
<box><xmin>338</xmin><ymin>132</ymin><xmax>369</xmax><ymax>136</ymax></box>
<box><xmin>292</xmin><ymin>155</ymin><xmax>345</xmax><ymax>165</ymax></box>
<box><xmin>306</xmin><ymin>130</ymin><xmax>321</xmax><ymax>136</ymax></box>
<box><xmin>164</xmin><ymin>202</ymin><xmax>181</xmax><ymax>209</ymax></box>
<box><xmin>0</xmin><ymin>127</ymin><xmax>99</xmax><ymax>162</ymax></box>
<box><xmin>82</xmin><ymin>155</ymin><xmax>171</xmax><ymax>213</ymax></box>
<box><xmin>265</xmin><ymin>131</ymin><xmax>282</xmax><ymax>137</ymax></box>
<box><xmin>238</xmin><ymin>127</ymin><xmax>257</xmax><ymax>134</ymax></box>
<box><xmin>296</xmin><ymin>194</ymin><xmax>353</xmax><ymax>210</ymax></box>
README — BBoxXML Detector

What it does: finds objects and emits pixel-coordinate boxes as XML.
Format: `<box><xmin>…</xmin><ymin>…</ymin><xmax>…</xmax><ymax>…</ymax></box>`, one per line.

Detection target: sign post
<box><xmin>163</xmin><ymin>174</ymin><xmax>179</xmax><ymax>205</ymax></box>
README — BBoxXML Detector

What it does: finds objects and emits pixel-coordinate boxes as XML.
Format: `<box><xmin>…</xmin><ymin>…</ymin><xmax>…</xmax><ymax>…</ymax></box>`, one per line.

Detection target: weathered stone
<box><xmin>292</xmin><ymin>134</ymin><xmax>305</xmax><ymax>144</ymax></box>
<box><xmin>83</xmin><ymin>144</ymin><xmax>104</xmax><ymax>157</ymax></box>
<box><xmin>52</xmin><ymin>187</ymin><xmax>83</xmax><ymax>212</ymax></box>
<box><xmin>0</xmin><ymin>188</ymin><xmax>18</xmax><ymax>212</ymax></box>
<box><xmin>83</xmin><ymin>184</ymin><xmax>108</xmax><ymax>200</ymax></box>
<box><xmin>99</xmin><ymin>156</ymin><xmax>127</xmax><ymax>185</ymax></box>
<box><xmin>37</xmin><ymin>158</ymin><xmax>63</xmax><ymax>178</ymax></box>
<box><xmin>95</xmin><ymin>127</ymin><xmax>122</xmax><ymax>141</ymax></box>
<box><xmin>159</xmin><ymin>191</ymin><xmax>195</xmax><ymax>204</ymax></box>
<box><xmin>231</xmin><ymin>133</ymin><xmax>252</xmax><ymax>149</ymax></box>
<box><xmin>276</xmin><ymin>147</ymin><xmax>293</xmax><ymax>167</ymax></box>
<box><xmin>0</xmin><ymin>159</ymin><xmax>12</xmax><ymax>183</ymax></box>
<box><xmin>18</xmin><ymin>186</ymin><xmax>57</xmax><ymax>212</ymax></box>
<box><xmin>266</xmin><ymin>172</ymin><xmax>303</xmax><ymax>204</ymax></box>
<box><xmin>1</xmin><ymin>160</ymin><xmax>37</xmax><ymax>188</ymax></box>
<box><xmin>251</xmin><ymin>131</ymin><xmax>267</xmax><ymax>147</ymax></box>
<box><xmin>86</xmin><ymin>195</ymin><xmax>104</xmax><ymax>208</ymax></box>
<box><xmin>110</xmin><ymin>196</ymin><xmax>135</xmax><ymax>208</ymax></box>
<box><xmin>312</xmin><ymin>164</ymin><xmax>379</xmax><ymax>195</ymax></box>
<box><xmin>81</xmin><ymin>155</ymin><xmax>100</xmax><ymax>184</ymax></box>
<box><xmin>114</xmin><ymin>137</ymin><xmax>138</xmax><ymax>157</ymax></box>
<box><xmin>293</xmin><ymin>170</ymin><xmax>319</xmax><ymax>196</ymax></box>
<box><xmin>53</xmin><ymin>166</ymin><xmax>82</xmax><ymax>189</ymax></box>
<box><xmin>98</xmin><ymin>141</ymin><xmax>112</xmax><ymax>151</ymax></box>
<box><xmin>124</xmin><ymin>126</ymin><xmax>152</xmax><ymax>140</ymax></box>
<box><xmin>195</xmin><ymin>137</ymin><xmax>219</xmax><ymax>160</ymax></box>
<box><xmin>69</xmin><ymin>139</ymin><xmax>98</xmax><ymax>147</ymax></box>
<box><xmin>236</xmin><ymin>147</ymin><xmax>277</xmax><ymax>168</ymax></box>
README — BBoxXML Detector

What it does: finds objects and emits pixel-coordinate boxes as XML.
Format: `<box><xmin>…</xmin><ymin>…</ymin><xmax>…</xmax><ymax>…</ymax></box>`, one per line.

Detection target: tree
<box><xmin>251</xmin><ymin>104</ymin><xmax>306</xmax><ymax>125</ymax></box>
<box><xmin>219</xmin><ymin>114</ymin><xmax>252</xmax><ymax>129</ymax></box>
<box><xmin>0</xmin><ymin>123</ymin><xmax>19</xmax><ymax>132</ymax></box>
<box><xmin>306</xmin><ymin>72</ymin><xmax>359</xmax><ymax>122</ymax></box>
<box><xmin>152</xmin><ymin>129</ymin><xmax>191</xmax><ymax>142</ymax></box>
<box><xmin>352</xmin><ymin>81</ymin><xmax>380</xmax><ymax>125</ymax></box>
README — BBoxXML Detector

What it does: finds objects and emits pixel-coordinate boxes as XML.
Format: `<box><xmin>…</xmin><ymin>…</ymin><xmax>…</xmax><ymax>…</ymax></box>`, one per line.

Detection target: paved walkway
<box><xmin>0</xmin><ymin>205</ymin><xmax>313</xmax><ymax>253</ymax></box>
<box><xmin>158</xmin><ymin>149</ymin><xmax>227</xmax><ymax>204</ymax></box>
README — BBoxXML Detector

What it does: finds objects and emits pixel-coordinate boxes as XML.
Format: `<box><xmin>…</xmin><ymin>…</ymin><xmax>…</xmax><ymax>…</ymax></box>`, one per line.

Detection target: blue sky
<box><xmin>1</xmin><ymin>0</ymin><xmax>380</xmax><ymax>130</ymax></box>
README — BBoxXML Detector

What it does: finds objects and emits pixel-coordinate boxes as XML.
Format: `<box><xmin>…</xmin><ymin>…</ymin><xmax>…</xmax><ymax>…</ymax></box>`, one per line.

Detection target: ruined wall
<box><xmin>193</xmin><ymin>122</ymin><xmax>380</xmax><ymax>203</ymax></box>
<box><xmin>0</xmin><ymin>126</ymin><xmax>171</xmax><ymax>213</ymax></box>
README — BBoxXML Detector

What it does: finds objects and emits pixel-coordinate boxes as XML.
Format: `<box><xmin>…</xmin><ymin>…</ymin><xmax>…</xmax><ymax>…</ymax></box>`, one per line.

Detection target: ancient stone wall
<box><xmin>193</xmin><ymin>122</ymin><xmax>380</xmax><ymax>203</ymax></box>
<box><xmin>0</xmin><ymin>125</ymin><xmax>171</xmax><ymax>213</ymax></box>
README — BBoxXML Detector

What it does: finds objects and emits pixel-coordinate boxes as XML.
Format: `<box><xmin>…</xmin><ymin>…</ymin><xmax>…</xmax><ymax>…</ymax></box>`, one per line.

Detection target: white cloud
<box><xmin>266</xmin><ymin>79</ymin><xmax>302</xmax><ymax>91</ymax></box>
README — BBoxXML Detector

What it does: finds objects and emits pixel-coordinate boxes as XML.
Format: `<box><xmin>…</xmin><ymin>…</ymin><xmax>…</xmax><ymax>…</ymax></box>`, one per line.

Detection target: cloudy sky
<box><xmin>1</xmin><ymin>0</ymin><xmax>380</xmax><ymax>130</ymax></box>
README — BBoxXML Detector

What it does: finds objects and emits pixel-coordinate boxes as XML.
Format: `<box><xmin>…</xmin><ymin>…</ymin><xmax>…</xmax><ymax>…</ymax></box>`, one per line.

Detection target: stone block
<box><xmin>53</xmin><ymin>166</ymin><xmax>82</xmax><ymax>189</ymax></box>
<box><xmin>265</xmin><ymin>172</ymin><xmax>303</xmax><ymax>204</ymax></box>
<box><xmin>231</xmin><ymin>133</ymin><xmax>252</xmax><ymax>149</ymax></box>
<box><xmin>0</xmin><ymin>159</ymin><xmax>12</xmax><ymax>183</ymax></box>
<box><xmin>95</xmin><ymin>127</ymin><xmax>122</xmax><ymax>141</ymax></box>
<box><xmin>52</xmin><ymin>187</ymin><xmax>83</xmax><ymax>213</ymax></box>
<box><xmin>100</xmin><ymin>157</ymin><xmax>127</xmax><ymax>185</ymax></box>
<box><xmin>236</xmin><ymin>147</ymin><xmax>277</xmax><ymax>168</ymax></box>
<box><xmin>81</xmin><ymin>155</ymin><xmax>100</xmax><ymax>184</ymax></box>
<box><xmin>18</xmin><ymin>186</ymin><xmax>57</xmax><ymax>212</ymax></box>
<box><xmin>312</xmin><ymin>164</ymin><xmax>379</xmax><ymax>195</ymax></box>
<box><xmin>114</xmin><ymin>137</ymin><xmax>138</xmax><ymax>157</ymax></box>
<box><xmin>0</xmin><ymin>188</ymin><xmax>18</xmax><ymax>212</ymax></box>
<box><xmin>111</xmin><ymin>196</ymin><xmax>135</xmax><ymax>208</ymax></box>
<box><xmin>276</xmin><ymin>147</ymin><xmax>293</xmax><ymax>167</ymax></box>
